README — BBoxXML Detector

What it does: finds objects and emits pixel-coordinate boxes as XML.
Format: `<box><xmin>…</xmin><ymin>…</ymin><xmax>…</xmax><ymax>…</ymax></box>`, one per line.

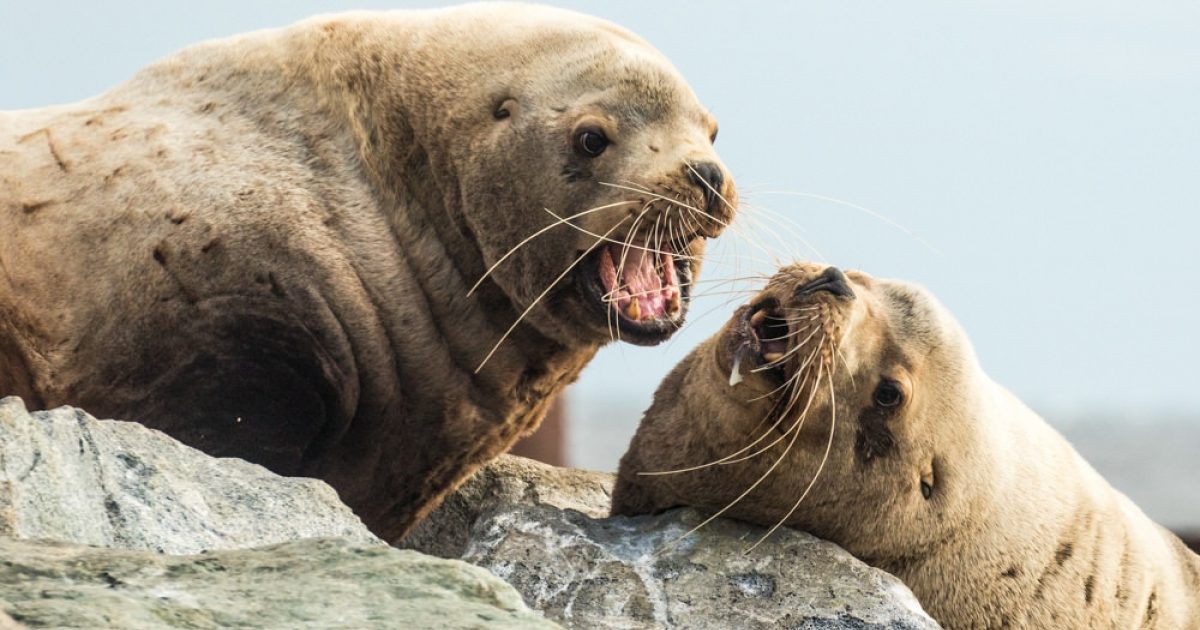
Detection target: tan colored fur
<box><xmin>0</xmin><ymin>3</ymin><xmax>735</xmax><ymax>541</ymax></box>
<box><xmin>614</xmin><ymin>263</ymin><xmax>1200</xmax><ymax>629</ymax></box>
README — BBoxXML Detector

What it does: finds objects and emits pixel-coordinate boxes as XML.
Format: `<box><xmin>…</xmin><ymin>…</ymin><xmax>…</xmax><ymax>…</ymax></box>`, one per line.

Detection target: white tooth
<box><xmin>729</xmin><ymin>346</ymin><xmax>748</xmax><ymax>387</ymax></box>
<box><xmin>763</xmin><ymin>351</ymin><xmax>785</xmax><ymax>363</ymax></box>
<box><xmin>750</xmin><ymin>309</ymin><xmax>768</xmax><ymax>327</ymax></box>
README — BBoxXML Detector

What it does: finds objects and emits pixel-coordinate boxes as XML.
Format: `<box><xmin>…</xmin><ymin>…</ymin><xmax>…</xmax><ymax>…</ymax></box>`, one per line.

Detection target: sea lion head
<box><xmin>353</xmin><ymin>4</ymin><xmax>736</xmax><ymax>349</ymax></box>
<box><xmin>614</xmin><ymin>262</ymin><xmax>998</xmax><ymax>561</ymax></box>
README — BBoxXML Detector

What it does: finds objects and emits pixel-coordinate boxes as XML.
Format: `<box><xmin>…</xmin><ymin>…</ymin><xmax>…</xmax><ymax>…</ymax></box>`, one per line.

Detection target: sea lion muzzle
<box><xmin>793</xmin><ymin>266</ymin><xmax>855</xmax><ymax>301</ymax></box>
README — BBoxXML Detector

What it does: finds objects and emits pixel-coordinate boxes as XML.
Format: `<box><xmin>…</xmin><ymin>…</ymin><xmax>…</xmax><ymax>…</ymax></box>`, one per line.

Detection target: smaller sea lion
<box><xmin>614</xmin><ymin>263</ymin><xmax>1200</xmax><ymax>629</ymax></box>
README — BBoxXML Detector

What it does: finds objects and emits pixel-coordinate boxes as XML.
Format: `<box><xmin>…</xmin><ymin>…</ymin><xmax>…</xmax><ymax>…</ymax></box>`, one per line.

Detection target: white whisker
<box><xmin>474</xmin><ymin>215</ymin><xmax>632</xmax><ymax>373</ymax></box>
<box><xmin>467</xmin><ymin>200</ymin><xmax>639</xmax><ymax>296</ymax></box>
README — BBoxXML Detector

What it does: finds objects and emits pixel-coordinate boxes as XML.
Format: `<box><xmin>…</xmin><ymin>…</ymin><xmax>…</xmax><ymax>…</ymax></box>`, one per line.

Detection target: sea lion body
<box><xmin>0</xmin><ymin>3</ymin><xmax>736</xmax><ymax>540</ymax></box>
<box><xmin>614</xmin><ymin>264</ymin><xmax>1200</xmax><ymax>629</ymax></box>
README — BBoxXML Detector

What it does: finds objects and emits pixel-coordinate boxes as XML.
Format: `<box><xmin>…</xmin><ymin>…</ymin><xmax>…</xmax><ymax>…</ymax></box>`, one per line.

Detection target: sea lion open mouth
<box><xmin>579</xmin><ymin>235</ymin><xmax>698</xmax><ymax>345</ymax></box>
<box><xmin>727</xmin><ymin>299</ymin><xmax>790</xmax><ymax>386</ymax></box>
<box><xmin>727</xmin><ymin>267</ymin><xmax>857</xmax><ymax>387</ymax></box>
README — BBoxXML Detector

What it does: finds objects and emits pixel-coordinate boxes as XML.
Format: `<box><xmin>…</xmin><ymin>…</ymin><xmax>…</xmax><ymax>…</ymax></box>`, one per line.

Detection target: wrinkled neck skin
<box><xmin>258</xmin><ymin>17</ymin><xmax>603</xmax><ymax>526</ymax></box>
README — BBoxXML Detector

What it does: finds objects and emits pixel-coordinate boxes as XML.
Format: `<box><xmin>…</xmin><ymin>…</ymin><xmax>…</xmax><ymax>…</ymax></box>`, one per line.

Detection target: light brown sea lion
<box><xmin>0</xmin><ymin>2</ymin><xmax>737</xmax><ymax>541</ymax></box>
<box><xmin>613</xmin><ymin>263</ymin><xmax>1200</xmax><ymax>629</ymax></box>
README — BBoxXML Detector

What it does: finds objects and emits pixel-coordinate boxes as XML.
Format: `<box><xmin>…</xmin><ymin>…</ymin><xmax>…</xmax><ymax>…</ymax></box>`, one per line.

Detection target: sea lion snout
<box><xmin>721</xmin><ymin>263</ymin><xmax>875</xmax><ymax>392</ymax></box>
<box><xmin>793</xmin><ymin>266</ymin><xmax>855</xmax><ymax>301</ymax></box>
<box><xmin>685</xmin><ymin>161</ymin><xmax>726</xmax><ymax>215</ymax></box>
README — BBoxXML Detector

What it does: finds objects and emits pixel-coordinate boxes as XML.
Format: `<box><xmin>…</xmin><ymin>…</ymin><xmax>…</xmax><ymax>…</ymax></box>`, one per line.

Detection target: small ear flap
<box><xmin>493</xmin><ymin>97</ymin><xmax>517</xmax><ymax>120</ymax></box>
<box><xmin>920</xmin><ymin>460</ymin><xmax>936</xmax><ymax>500</ymax></box>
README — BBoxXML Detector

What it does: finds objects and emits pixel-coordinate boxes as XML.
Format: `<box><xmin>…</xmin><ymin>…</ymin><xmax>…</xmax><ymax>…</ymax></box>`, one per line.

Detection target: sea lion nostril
<box><xmin>687</xmin><ymin>162</ymin><xmax>724</xmax><ymax>208</ymax></box>
<box><xmin>795</xmin><ymin>266</ymin><xmax>855</xmax><ymax>300</ymax></box>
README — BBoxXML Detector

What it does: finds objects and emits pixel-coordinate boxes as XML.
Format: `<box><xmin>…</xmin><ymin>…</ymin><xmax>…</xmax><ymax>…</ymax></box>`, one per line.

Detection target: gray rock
<box><xmin>406</xmin><ymin>456</ymin><xmax>941</xmax><ymax>629</ymax></box>
<box><xmin>0</xmin><ymin>397</ymin><xmax>378</xmax><ymax>554</ymax></box>
<box><xmin>402</xmin><ymin>452</ymin><xmax>613</xmax><ymax>556</ymax></box>
<box><xmin>0</xmin><ymin>536</ymin><xmax>561</xmax><ymax>629</ymax></box>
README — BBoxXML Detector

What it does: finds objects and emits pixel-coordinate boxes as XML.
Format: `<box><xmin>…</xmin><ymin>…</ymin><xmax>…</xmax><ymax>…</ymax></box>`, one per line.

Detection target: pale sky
<box><xmin>3</xmin><ymin>0</ymin><xmax>1198</xmax><ymax>420</ymax></box>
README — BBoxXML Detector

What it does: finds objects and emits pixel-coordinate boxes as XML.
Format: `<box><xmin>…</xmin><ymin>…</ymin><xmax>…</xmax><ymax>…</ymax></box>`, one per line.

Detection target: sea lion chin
<box><xmin>614</xmin><ymin>262</ymin><xmax>1200</xmax><ymax>629</ymax></box>
<box><xmin>0</xmin><ymin>3</ymin><xmax>736</xmax><ymax>541</ymax></box>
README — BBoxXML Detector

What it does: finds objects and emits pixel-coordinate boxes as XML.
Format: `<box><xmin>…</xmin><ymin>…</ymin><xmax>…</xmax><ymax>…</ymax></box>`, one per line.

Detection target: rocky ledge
<box><xmin>0</xmin><ymin>397</ymin><xmax>940</xmax><ymax>628</ymax></box>
<box><xmin>404</xmin><ymin>455</ymin><xmax>940</xmax><ymax>629</ymax></box>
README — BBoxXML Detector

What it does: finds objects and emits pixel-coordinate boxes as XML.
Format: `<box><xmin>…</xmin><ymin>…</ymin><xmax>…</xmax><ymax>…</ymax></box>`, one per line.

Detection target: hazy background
<box><xmin>3</xmin><ymin>1</ymin><xmax>1197</xmax><ymax>527</ymax></box>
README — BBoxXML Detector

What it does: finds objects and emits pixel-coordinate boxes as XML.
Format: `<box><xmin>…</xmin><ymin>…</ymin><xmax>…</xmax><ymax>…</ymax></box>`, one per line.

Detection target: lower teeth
<box><xmin>625</xmin><ymin>297</ymin><xmax>641</xmax><ymax>320</ymax></box>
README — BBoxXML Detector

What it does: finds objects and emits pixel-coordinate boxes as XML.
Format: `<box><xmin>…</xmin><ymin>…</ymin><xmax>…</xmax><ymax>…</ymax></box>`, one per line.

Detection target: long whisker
<box><xmin>541</xmin><ymin>208</ymin><xmax>701</xmax><ymax>261</ymax></box>
<box><xmin>746</xmin><ymin>335</ymin><xmax>823</xmax><ymax>402</ymax></box>
<box><xmin>660</xmin><ymin>291</ymin><xmax>754</xmax><ymax>344</ymax></box>
<box><xmin>617</xmin><ymin>178</ymin><xmax>653</xmax><ymax>193</ymax></box>
<box><xmin>749</xmin><ymin>322</ymin><xmax>821</xmax><ymax>373</ymax></box>
<box><xmin>745</xmin><ymin>353</ymin><xmax>839</xmax><ymax>553</ymax></box>
<box><xmin>601</xmin><ymin>181</ymin><xmax>706</xmax><ymax>217</ymax></box>
<box><xmin>611</xmin><ymin>203</ymin><xmax>655</xmax><ymax>344</ymax></box>
<box><xmin>750</xmin><ymin>190</ymin><xmax>938</xmax><ymax>253</ymax></box>
<box><xmin>745</xmin><ymin>344</ymin><xmax>821</xmax><ymax>404</ymax></box>
<box><xmin>637</xmin><ymin>369</ymin><xmax>812</xmax><ymax>477</ymax></box>
<box><xmin>719</xmin><ymin>358</ymin><xmax>824</xmax><ymax>465</ymax></box>
<box><xmin>640</xmin><ymin>338</ymin><xmax>822</xmax><ymax>473</ymax></box>
<box><xmin>760</xmin><ymin>316</ymin><xmax>820</xmax><ymax>341</ymax></box>
<box><xmin>685</xmin><ymin>161</ymin><xmax>736</xmax><ymax>214</ymax></box>
<box><xmin>653</xmin><ymin>360</ymin><xmax>826</xmax><ymax>553</ymax></box>
<box><xmin>714</xmin><ymin>365</ymin><xmax>822</xmax><ymax>466</ymax></box>
<box><xmin>467</xmin><ymin>200</ymin><xmax>639</xmax><ymax>296</ymax></box>
<box><xmin>604</xmin><ymin>273</ymin><xmax>768</xmax><ymax>304</ymax></box>
<box><xmin>679</xmin><ymin>204</ymin><xmax>780</xmax><ymax>268</ymax></box>
<box><xmin>474</xmin><ymin>215</ymin><xmax>632</xmax><ymax>373</ymax></box>
<box><xmin>737</xmin><ymin>203</ymin><xmax>826</xmax><ymax>262</ymax></box>
<box><xmin>697</xmin><ymin>204</ymin><xmax>788</xmax><ymax>267</ymax></box>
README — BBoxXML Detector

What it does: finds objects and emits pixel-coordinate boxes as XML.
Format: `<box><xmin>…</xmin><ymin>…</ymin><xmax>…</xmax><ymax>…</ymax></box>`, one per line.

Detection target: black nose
<box><xmin>795</xmin><ymin>267</ymin><xmax>855</xmax><ymax>300</ymax></box>
<box><xmin>687</xmin><ymin>162</ymin><xmax>725</xmax><ymax>210</ymax></box>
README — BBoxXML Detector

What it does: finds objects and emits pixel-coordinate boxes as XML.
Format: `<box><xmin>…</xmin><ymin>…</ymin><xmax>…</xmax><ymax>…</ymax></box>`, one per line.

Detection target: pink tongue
<box><xmin>602</xmin><ymin>242</ymin><xmax>679</xmax><ymax>320</ymax></box>
<box><xmin>621</xmin><ymin>247</ymin><xmax>663</xmax><ymax>304</ymax></box>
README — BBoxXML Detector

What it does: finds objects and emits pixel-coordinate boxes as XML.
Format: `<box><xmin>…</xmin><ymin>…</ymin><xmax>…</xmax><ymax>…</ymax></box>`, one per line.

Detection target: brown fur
<box><xmin>614</xmin><ymin>263</ymin><xmax>1200</xmax><ymax>629</ymax></box>
<box><xmin>0</xmin><ymin>3</ymin><xmax>736</xmax><ymax>541</ymax></box>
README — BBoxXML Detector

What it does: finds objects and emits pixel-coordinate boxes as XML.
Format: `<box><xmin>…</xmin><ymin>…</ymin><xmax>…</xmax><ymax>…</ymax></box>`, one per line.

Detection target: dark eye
<box><xmin>874</xmin><ymin>379</ymin><xmax>904</xmax><ymax>408</ymax></box>
<box><xmin>710</xmin><ymin>127</ymin><xmax>718</xmax><ymax>144</ymax></box>
<box><xmin>575</xmin><ymin>129</ymin><xmax>609</xmax><ymax>157</ymax></box>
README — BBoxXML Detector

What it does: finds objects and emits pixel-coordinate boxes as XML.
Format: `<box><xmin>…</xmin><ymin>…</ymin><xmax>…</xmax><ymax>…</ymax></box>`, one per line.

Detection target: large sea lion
<box><xmin>613</xmin><ymin>263</ymin><xmax>1199</xmax><ymax>629</ymax></box>
<box><xmin>0</xmin><ymin>3</ymin><xmax>736</xmax><ymax>541</ymax></box>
